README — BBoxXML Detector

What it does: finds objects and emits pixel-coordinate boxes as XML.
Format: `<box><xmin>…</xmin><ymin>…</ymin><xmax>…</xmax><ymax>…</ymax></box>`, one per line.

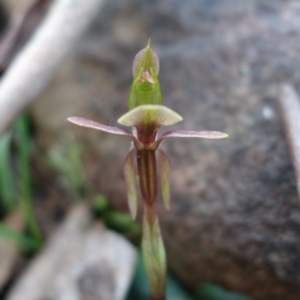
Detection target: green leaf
<box><xmin>196</xmin><ymin>283</ymin><xmax>252</xmax><ymax>300</ymax></box>
<box><xmin>126</xmin><ymin>251</ymin><xmax>150</xmax><ymax>300</ymax></box>
<box><xmin>167</xmin><ymin>275</ymin><xmax>194</xmax><ymax>300</ymax></box>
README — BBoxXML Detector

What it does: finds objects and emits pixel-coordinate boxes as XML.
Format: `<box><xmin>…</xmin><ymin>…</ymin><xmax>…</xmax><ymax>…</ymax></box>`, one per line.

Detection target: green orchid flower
<box><xmin>67</xmin><ymin>40</ymin><xmax>228</xmax><ymax>300</ymax></box>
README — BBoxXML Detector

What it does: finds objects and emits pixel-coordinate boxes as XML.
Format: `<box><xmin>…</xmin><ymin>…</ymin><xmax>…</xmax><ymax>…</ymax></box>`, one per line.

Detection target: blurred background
<box><xmin>0</xmin><ymin>0</ymin><xmax>300</xmax><ymax>299</ymax></box>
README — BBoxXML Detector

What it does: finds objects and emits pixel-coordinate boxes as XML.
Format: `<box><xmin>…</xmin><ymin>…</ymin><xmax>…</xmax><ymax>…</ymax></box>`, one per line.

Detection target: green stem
<box><xmin>142</xmin><ymin>203</ymin><xmax>166</xmax><ymax>300</ymax></box>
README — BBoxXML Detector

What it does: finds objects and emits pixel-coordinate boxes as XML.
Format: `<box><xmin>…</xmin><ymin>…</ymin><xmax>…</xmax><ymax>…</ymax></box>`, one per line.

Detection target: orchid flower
<box><xmin>67</xmin><ymin>40</ymin><xmax>228</xmax><ymax>300</ymax></box>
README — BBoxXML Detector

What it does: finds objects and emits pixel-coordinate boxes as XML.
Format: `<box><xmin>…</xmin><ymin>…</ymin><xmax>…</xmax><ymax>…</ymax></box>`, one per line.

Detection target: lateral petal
<box><xmin>123</xmin><ymin>149</ymin><xmax>138</xmax><ymax>220</ymax></box>
<box><xmin>67</xmin><ymin>117</ymin><xmax>142</xmax><ymax>149</ymax></box>
<box><xmin>67</xmin><ymin>117</ymin><xmax>132</xmax><ymax>136</ymax></box>
<box><xmin>150</xmin><ymin>130</ymin><xmax>229</xmax><ymax>150</ymax></box>
<box><xmin>161</xmin><ymin>130</ymin><xmax>229</xmax><ymax>139</ymax></box>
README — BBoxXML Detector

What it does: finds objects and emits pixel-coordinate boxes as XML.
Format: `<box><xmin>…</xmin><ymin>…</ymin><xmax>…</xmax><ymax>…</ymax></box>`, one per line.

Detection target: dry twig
<box><xmin>279</xmin><ymin>84</ymin><xmax>300</xmax><ymax>198</ymax></box>
<box><xmin>0</xmin><ymin>0</ymin><xmax>50</xmax><ymax>72</ymax></box>
<box><xmin>0</xmin><ymin>0</ymin><xmax>105</xmax><ymax>134</ymax></box>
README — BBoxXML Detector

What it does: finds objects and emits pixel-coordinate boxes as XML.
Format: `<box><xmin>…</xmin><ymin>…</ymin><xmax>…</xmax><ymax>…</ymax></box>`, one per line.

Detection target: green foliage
<box><xmin>0</xmin><ymin>115</ymin><xmax>42</xmax><ymax>251</ymax></box>
<box><xmin>46</xmin><ymin>133</ymin><xmax>89</xmax><ymax>199</ymax></box>
<box><xmin>92</xmin><ymin>195</ymin><xmax>141</xmax><ymax>240</ymax></box>
<box><xmin>0</xmin><ymin>132</ymin><xmax>14</xmax><ymax>213</ymax></box>
<box><xmin>196</xmin><ymin>283</ymin><xmax>252</xmax><ymax>300</ymax></box>
<box><xmin>14</xmin><ymin>115</ymin><xmax>41</xmax><ymax>242</ymax></box>
<box><xmin>92</xmin><ymin>194</ymin><xmax>109</xmax><ymax>213</ymax></box>
<box><xmin>0</xmin><ymin>223</ymin><xmax>39</xmax><ymax>253</ymax></box>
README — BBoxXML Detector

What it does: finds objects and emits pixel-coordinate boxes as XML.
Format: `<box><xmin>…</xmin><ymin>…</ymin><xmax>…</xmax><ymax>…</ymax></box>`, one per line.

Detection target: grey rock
<box><xmin>6</xmin><ymin>204</ymin><xmax>136</xmax><ymax>300</ymax></box>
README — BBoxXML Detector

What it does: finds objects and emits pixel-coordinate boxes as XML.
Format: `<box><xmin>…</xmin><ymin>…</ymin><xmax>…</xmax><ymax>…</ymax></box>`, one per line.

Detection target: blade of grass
<box><xmin>0</xmin><ymin>223</ymin><xmax>39</xmax><ymax>252</ymax></box>
<box><xmin>46</xmin><ymin>133</ymin><xmax>89</xmax><ymax>199</ymax></box>
<box><xmin>0</xmin><ymin>131</ymin><xmax>15</xmax><ymax>213</ymax></box>
<box><xmin>0</xmin><ymin>208</ymin><xmax>24</xmax><ymax>289</ymax></box>
<box><xmin>14</xmin><ymin>115</ymin><xmax>41</xmax><ymax>241</ymax></box>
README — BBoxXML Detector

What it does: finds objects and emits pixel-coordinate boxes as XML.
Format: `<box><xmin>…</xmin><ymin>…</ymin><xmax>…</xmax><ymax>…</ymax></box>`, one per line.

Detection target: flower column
<box><xmin>119</xmin><ymin>105</ymin><xmax>182</xmax><ymax>300</ymax></box>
